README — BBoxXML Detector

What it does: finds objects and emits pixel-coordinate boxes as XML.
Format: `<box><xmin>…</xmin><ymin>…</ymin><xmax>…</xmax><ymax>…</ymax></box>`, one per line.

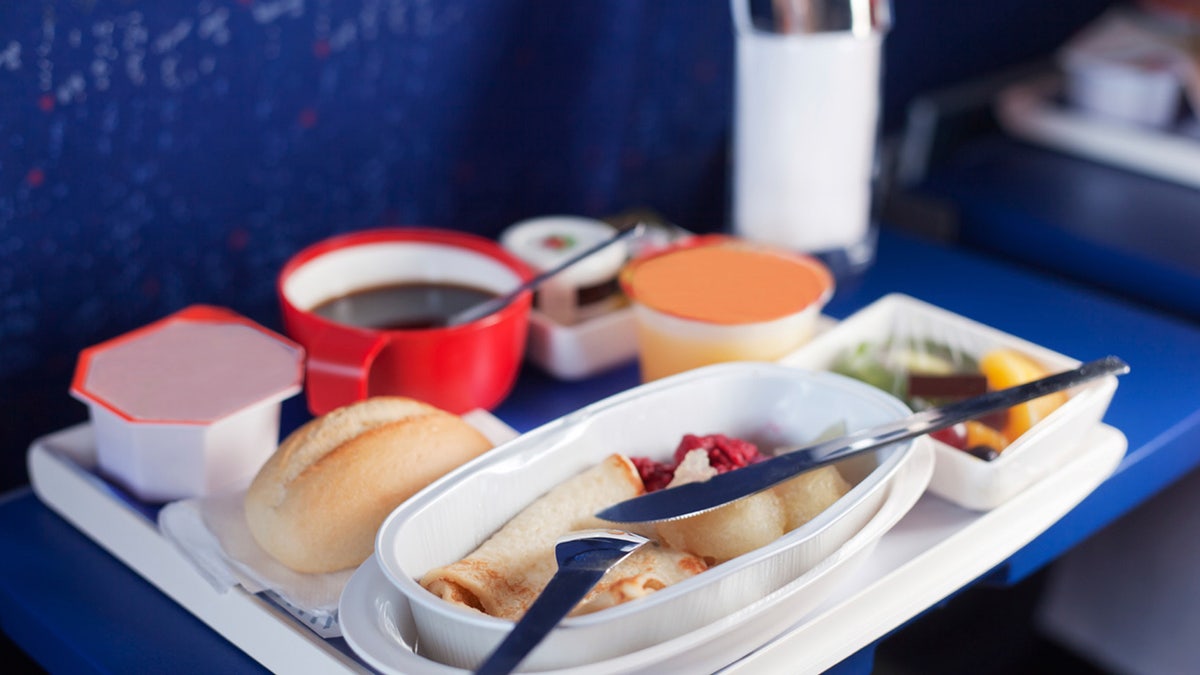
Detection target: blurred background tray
<box><xmin>996</xmin><ymin>75</ymin><xmax>1200</xmax><ymax>190</ymax></box>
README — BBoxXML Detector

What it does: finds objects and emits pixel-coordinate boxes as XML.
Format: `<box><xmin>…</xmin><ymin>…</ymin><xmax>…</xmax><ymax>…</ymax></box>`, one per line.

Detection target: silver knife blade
<box><xmin>596</xmin><ymin>356</ymin><xmax>1129</xmax><ymax>524</ymax></box>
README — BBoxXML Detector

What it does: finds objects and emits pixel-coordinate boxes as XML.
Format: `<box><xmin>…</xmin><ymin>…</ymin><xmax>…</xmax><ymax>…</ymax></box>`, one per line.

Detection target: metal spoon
<box><xmin>474</xmin><ymin>529</ymin><xmax>651</xmax><ymax>675</ymax></box>
<box><xmin>446</xmin><ymin>223</ymin><xmax>645</xmax><ymax>327</ymax></box>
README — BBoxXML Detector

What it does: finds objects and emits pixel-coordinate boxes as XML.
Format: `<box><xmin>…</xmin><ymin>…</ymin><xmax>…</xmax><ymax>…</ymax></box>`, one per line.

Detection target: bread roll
<box><xmin>244</xmin><ymin>396</ymin><xmax>494</xmax><ymax>574</ymax></box>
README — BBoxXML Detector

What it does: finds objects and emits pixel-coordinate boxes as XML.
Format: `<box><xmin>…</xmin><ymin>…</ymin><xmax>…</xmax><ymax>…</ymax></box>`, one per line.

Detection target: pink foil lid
<box><xmin>71</xmin><ymin>305</ymin><xmax>305</xmax><ymax>424</ymax></box>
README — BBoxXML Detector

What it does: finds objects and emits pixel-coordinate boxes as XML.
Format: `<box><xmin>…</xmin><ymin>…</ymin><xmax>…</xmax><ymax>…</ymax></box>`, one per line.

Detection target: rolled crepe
<box><xmin>657</xmin><ymin>465</ymin><xmax>852</xmax><ymax>565</ymax></box>
<box><xmin>774</xmin><ymin>463</ymin><xmax>853</xmax><ymax>531</ymax></box>
<box><xmin>420</xmin><ymin>454</ymin><xmax>707</xmax><ymax>620</ymax></box>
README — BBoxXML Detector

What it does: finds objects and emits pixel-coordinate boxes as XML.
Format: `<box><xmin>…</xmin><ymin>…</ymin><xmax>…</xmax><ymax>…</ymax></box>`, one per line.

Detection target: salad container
<box><xmin>782</xmin><ymin>293</ymin><xmax>1121</xmax><ymax>510</ymax></box>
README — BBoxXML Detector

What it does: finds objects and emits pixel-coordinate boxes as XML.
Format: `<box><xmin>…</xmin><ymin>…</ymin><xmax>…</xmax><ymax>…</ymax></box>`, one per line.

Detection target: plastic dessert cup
<box><xmin>621</xmin><ymin>235</ymin><xmax>834</xmax><ymax>382</ymax></box>
<box><xmin>70</xmin><ymin>305</ymin><xmax>305</xmax><ymax>503</ymax></box>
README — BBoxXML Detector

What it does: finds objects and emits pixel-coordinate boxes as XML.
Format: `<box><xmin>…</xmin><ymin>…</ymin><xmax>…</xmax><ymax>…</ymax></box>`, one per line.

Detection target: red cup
<box><xmin>278</xmin><ymin>228</ymin><xmax>534</xmax><ymax>416</ymax></box>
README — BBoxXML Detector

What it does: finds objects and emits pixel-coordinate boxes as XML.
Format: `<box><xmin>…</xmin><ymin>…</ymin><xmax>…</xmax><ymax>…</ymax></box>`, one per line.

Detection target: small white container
<box><xmin>781</xmin><ymin>294</ymin><xmax>1121</xmax><ymax>511</ymax></box>
<box><xmin>374</xmin><ymin>362</ymin><xmax>919</xmax><ymax>671</ymax></box>
<box><xmin>70</xmin><ymin>305</ymin><xmax>305</xmax><ymax>503</ymax></box>
<box><xmin>501</xmin><ymin>216</ymin><xmax>629</xmax><ymax>326</ymax></box>
<box><xmin>514</xmin><ymin>218</ymin><xmax>694</xmax><ymax>381</ymax></box>
<box><xmin>524</xmin><ymin>305</ymin><xmax>639</xmax><ymax>381</ymax></box>
<box><xmin>502</xmin><ymin>216</ymin><xmax>637</xmax><ymax>380</ymax></box>
<box><xmin>1063</xmin><ymin>50</ymin><xmax>1184</xmax><ymax>128</ymax></box>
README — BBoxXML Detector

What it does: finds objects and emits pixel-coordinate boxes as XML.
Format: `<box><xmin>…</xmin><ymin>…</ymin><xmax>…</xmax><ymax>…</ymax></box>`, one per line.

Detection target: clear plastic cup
<box><xmin>621</xmin><ymin>235</ymin><xmax>834</xmax><ymax>382</ymax></box>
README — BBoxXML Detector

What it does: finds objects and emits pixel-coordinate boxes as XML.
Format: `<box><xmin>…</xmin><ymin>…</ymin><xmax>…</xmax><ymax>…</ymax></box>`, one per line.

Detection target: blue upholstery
<box><xmin>0</xmin><ymin>0</ymin><xmax>1110</xmax><ymax>491</ymax></box>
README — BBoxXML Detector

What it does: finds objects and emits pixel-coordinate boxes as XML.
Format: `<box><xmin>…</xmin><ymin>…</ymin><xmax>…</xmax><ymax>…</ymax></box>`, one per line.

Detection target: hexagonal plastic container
<box><xmin>70</xmin><ymin>305</ymin><xmax>305</xmax><ymax>503</ymax></box>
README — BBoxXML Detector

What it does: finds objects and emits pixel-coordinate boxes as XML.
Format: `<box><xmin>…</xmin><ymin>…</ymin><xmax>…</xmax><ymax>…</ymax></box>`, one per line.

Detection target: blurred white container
<box><xmin>730</xmin><ymin>0</ymin><xmax>890</xmax><ymax>278</ymax></box>
<box><xmin>524</xmin><ymin>306</ymin><xmax>639</xmax><ymax>381</ymax></box>
<box><xmin>1063</xmin><ymin>51</ymin><xmax>1184</xmax><ymax>127</ymax></box>
<box><xmin>509</xmin><ymin>218</ymin><xmax>695</xmax><ymax>381</ymax></box>
<box><xmin>70</xmin><ymin>305</ymin><xmax>304</xmax><ymax>503</ymax></box>
<box><xmin>503</xmin><ymin>215</ymin><xmax>642</xmax><ymax>380</ymax></box>
<box><xmin>1059</xmin><ymin>7</ymin><xmax>1191</xmax><ymax>128</ymax></box>
<box><xmin>374</xmin><ymin>362</ymin><xmax>920</xmax><ymax>671</ymax></box>
<box><xmin>781</xmin><ymin>294</ymin><xmax>1121</xmax><ymax>511</ymax></box>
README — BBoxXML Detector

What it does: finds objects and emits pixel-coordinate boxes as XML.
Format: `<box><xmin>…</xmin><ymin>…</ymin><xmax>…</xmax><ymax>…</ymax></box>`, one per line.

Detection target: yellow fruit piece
<box><xmin>965</xmin><ymin>420</ymin><xmax>1009</xmax><ymax>453</ymax></box>
<box><xmin>979</xmin><ymin>349</ymin><xmax>1068</xmax><ymax>442</ymax></box>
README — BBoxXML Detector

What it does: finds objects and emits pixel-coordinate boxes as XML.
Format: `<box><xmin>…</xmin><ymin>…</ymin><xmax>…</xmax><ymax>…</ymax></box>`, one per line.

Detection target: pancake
<box><xmin>420</xmin><ymin>454</ymin><xmax>707</xmax><ymax>620</ymax></box>
<box><xmin>657</xmin><ymin>465</ymin><xmax>852</xmax><ymax>565</ymax></box>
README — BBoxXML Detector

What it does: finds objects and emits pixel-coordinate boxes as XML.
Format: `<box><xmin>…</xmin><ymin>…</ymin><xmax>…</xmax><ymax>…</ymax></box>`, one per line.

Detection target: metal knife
<box><xmin>597</xmin><ymin>356</ymin><xmax>1129</xmax><ymax>524</ymax></box>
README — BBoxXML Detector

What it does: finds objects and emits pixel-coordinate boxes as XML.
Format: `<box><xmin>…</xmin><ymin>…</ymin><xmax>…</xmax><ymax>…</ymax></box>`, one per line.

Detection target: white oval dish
<box><xmin>372</xmin><ymin>362</ymin><xmax>918</xmax><ymax>671</ymax></box>
<box><xmin>342</xmin><ymin>436</ymin><xmax>934</xmax><ymax>674</ymax></box>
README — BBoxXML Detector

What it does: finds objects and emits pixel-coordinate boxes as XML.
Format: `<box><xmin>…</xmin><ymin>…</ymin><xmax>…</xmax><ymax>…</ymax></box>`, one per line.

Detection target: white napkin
<box><xmin>158</xmin><ymin>490</ymin><xmax>353</xmax><ymax>638</ymax></box>
<box><xmin>156</xmin><ymin>409</ymin><xmax>519</xmax><ymax>639</ymax></box>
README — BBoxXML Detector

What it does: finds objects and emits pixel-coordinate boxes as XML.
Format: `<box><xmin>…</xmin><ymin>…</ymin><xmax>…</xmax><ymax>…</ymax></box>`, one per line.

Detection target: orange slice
<box><xmin>964</xmin><ymin>420</ymin><xmax>1009</xmax><ymax>454</ymax></box>
<box><xmin>979</xmin><ymin>349</ymin><xmax>1068</xmax><ymax>443</ymax></box>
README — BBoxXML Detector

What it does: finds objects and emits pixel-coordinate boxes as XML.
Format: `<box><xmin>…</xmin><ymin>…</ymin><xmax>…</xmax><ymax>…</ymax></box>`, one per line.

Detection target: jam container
<box><xmin>70</xmin><ymin>305</ymin><xmax>305</xmax><ymax>503</ymax></box>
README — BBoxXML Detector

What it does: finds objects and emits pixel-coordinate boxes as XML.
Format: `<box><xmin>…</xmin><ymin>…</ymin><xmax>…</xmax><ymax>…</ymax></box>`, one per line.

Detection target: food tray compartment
<box><xmin>781</xmin><ymin>293</ymin><xmax>1120</xmax><ymax>510</ymax></box>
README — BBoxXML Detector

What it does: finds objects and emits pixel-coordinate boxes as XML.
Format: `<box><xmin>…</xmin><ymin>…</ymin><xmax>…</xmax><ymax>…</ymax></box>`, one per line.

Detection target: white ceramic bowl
<box><xmin>374</xmin><ymin>362</ymin><xmax>916</xmax><ymax>671</ymax></box>
<box><xmin>781</xmin><ymin>293</ymin><xmax>1120</xmax><ymax>511</ymax></box>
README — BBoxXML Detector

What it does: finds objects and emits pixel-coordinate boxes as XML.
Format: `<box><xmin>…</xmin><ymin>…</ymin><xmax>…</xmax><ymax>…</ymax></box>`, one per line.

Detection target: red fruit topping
<box><xmin>631</xmin><ymin>455</ymin><xmax>675</xmax><ymax>492</ymax></box>
<box><xmin>674</xmin><ymin>433</ymin><xmax>765</xmax><ymax>472</ymax></box>
<box><xmin>633</xmin><ymin>433</ymin><xmax>766</xmax><ymax>493</ymax></box>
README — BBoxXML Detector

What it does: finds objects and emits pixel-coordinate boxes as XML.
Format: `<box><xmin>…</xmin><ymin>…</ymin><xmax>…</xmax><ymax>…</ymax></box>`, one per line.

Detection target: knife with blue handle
<box><xmin>596</xmin><ymin>356</ymin><xmax>1129</xmax><ymax>524</ymax></box>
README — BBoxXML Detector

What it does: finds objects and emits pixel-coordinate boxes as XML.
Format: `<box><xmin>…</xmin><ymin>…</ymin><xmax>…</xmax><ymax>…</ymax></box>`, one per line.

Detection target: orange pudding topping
<box><xmin>624</xmin><ymin>242</ymin><xmax>833</xmax><ymax>325</ymax></box>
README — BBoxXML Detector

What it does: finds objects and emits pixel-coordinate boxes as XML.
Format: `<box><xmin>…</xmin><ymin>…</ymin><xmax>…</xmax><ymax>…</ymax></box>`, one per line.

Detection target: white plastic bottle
<box><xmin>730</xmin><ymin>0</ymin><xmax>891</xmax><ymax>278</ymax></box>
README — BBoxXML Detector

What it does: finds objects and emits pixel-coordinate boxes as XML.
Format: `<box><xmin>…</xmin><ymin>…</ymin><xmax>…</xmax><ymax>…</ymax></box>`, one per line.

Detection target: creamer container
<box><xmin>620</xmin><ymin>235</ymin><xmax>834</xmax><ymax>382</ymax></box>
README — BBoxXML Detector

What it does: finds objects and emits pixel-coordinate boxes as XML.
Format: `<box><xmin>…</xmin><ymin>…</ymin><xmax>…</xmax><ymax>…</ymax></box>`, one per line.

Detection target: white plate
<box><xmin>339</xmin><ymin>437</ymin><xmax>933</xmax><ymax>674</ymax></box>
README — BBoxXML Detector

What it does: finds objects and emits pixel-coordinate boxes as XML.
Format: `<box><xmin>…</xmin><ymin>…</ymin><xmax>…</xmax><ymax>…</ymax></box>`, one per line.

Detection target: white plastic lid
<box><xmin>500</xmin><ymin>216</ymin><xmax>627</xmax><ymax>287</ymax></box>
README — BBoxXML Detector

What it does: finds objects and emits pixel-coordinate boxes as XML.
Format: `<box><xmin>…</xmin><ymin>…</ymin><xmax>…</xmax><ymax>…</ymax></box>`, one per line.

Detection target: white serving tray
<box><xmin>28</xmin><ymin>413</ymin><xmax>1125</xmax><ymax>673</ymax></box>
